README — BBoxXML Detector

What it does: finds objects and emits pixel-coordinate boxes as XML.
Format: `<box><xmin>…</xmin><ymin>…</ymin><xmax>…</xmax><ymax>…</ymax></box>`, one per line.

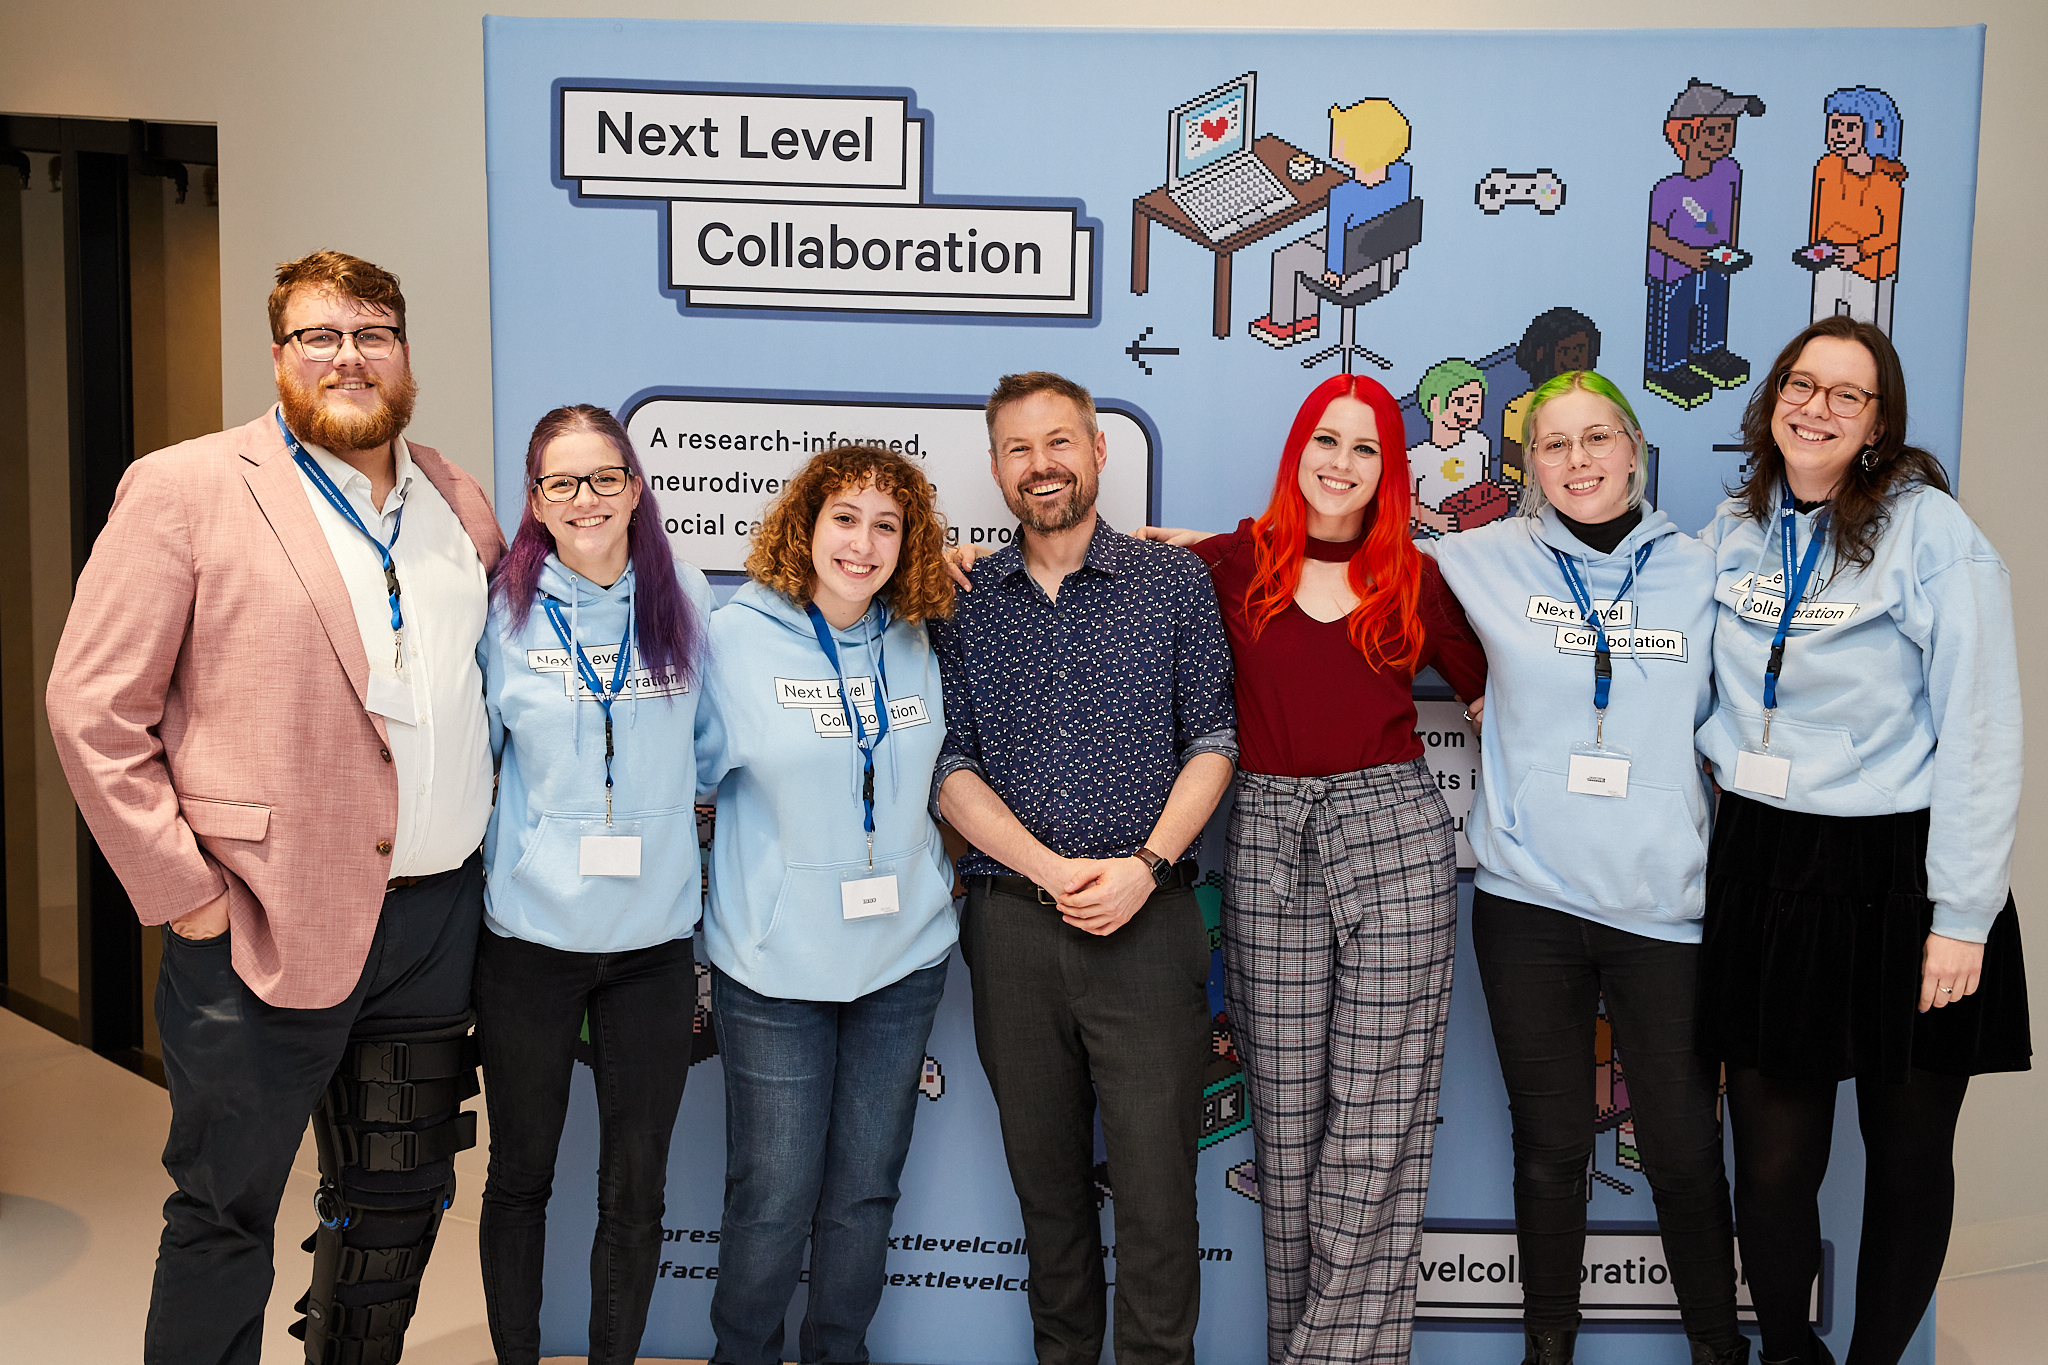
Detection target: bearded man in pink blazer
<box><xmin>48</xmin><ymin>250</ymin><xmax>506</xmax><ymax>1365</ymax></box>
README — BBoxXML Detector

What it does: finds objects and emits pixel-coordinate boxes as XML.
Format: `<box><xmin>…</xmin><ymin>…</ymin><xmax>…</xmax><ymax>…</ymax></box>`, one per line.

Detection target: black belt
<box><xmin>970</xmin><ymin>861</ymin><xmax>1199</xmax><ymax>905</ymax></box>
<box><xmin>385</xmin><ymin>849</ymin><xmax>480</xmax><ymax>894</ymax></box>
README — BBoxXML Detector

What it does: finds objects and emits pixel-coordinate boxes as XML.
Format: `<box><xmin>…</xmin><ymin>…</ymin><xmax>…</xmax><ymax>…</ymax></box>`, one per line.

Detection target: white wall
<box><xmin>5</xmin><ymin>0</ymin><xmax>2044</xmax><ymax>1273</ymax></box>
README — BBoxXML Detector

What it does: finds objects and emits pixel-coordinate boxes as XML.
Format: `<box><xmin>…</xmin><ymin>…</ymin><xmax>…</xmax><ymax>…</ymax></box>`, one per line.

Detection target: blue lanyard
<box><xmin>806</xmin><ymin>603</ymin><xmax>891</xmax><ymax>857</ymax></box>
<box><xmin>1549</xmin><ymin>540</ymin><xmax>1654</xmax><ymax>716</ymax></box>
<box><xmin>1763</xmin><ymin>489</ymin><xmax>1832</xmax><ymax>712</ymax></box>
<box><xmin>278</xmin><ymin>410</ymin><xmax>406</xmax><ymax>665</ymax></box>
<box><xmin>543</xmin><ymin>598</ymin><xmax>634</xmax><ymax>825</ymax></box>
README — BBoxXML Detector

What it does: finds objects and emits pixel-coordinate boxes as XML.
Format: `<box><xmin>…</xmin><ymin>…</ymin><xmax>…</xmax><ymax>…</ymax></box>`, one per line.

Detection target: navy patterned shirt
<box><xmin>930</xmin><ymin>518</ymin><xmax>1238</xmax><ymax>877</ymax></box>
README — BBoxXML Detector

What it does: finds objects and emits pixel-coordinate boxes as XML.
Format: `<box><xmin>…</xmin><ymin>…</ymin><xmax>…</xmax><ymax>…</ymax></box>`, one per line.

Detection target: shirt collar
<box><xmin>299</xmin><ymin>434</ymin><xmax>414</xmax><ymax>513</ymax></box>
<box><xmin>994</xmin><ymin>515</ymin><xmax>1126</xmax><ymax>586</ymax></box>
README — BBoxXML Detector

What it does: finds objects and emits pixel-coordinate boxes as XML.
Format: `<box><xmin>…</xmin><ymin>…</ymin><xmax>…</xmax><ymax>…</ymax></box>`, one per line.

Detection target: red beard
<box><xmin>275</xmin><ymin>362</ymin><xmax>418</xmax><ymax>452</ymax></box>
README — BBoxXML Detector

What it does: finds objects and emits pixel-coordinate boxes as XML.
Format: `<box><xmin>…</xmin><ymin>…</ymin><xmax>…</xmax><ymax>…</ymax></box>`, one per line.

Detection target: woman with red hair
<box><xmin>1143</xmin><ymin>373</ymin><xmax>1485</xmax><ymax>1364</ymax></box>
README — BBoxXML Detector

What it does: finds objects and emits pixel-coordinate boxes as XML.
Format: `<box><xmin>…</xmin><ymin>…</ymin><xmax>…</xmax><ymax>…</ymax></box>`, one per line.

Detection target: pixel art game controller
<box><xmin>1700</xmin><ymin>243</ymin><xmax>1753</xmax><ymax>273</ymax></box>
<box><xmin>1792</xmin><ymin>241</ymin><xmax>1840</xmax><ymax>272</ymax></box>
<box><xmin>1475</xmin><ymin>169</ymin><xmax>1566</xmax><ymax>214</ymax></box>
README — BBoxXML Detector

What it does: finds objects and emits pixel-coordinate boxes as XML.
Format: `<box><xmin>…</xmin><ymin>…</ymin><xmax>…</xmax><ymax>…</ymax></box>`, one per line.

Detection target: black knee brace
<box><xmin>292</xmin><ymin>1015</ymin><xmax>480</xmax><ymax>1365</ymax></box>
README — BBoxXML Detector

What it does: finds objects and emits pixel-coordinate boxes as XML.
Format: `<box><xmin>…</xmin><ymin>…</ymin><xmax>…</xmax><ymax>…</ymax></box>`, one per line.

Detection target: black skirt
<box><xmin>1696</xmin><ymin>792</ymin><xmax>2032</xmax><ymax>1082</ymax></box>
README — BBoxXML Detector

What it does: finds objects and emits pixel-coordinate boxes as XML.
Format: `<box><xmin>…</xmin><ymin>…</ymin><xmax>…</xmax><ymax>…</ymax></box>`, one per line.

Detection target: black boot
<box><xmin>1691</xmin><ymin>1336</ymin><xmax>1752</xmax><ymax>1365</ymax></box>
<box><xmin>1759</xmin><ymin>1332</ymin><xmax>1836</xmax><ymax>1365</ymax></box>
<box><xmin>1520</xmin><ymin>1324</ymin><xmax>1577</xmax><ymax>1365</ymax></box>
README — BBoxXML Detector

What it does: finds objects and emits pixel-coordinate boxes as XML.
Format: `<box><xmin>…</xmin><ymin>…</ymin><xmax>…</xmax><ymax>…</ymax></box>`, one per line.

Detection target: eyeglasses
<box><xmin>1531</xmin><ymin>426</ymin><xmax>1634</xmax><ymax>466</ymax></box>
<box><xmin>282</xmin><ymin>325</ymin><xmax>404</xmax><ymax>361</ymax></box>
<box><xmin>533</xmin><ymin>467</ymin><xmax>633</xmax><ymax>502</ymax></box>
<box><xmin>1778</xmin><ymin>371</ymin><xmax>1879</xmax><ymax>418</ymax></box>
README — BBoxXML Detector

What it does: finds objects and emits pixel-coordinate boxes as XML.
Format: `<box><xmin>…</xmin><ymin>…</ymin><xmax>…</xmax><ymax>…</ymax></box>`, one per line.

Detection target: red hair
<box><xmin>1244</xmin><ymin>374</ymin><xmax>1425</xmax><ymax>672</ymax></box>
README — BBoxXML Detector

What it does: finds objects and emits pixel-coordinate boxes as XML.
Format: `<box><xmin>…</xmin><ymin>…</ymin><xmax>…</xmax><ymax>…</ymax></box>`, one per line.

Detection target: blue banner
<box><xmin>485</xmin><ymin>18</ymin><xmax>1978</xmax><ymax>1362</ymax></box>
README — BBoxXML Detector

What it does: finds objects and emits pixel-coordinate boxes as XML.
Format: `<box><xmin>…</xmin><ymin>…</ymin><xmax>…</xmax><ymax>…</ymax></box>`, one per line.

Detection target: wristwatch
<box><xmin>1133</xmin><ymin>846</ymin><xmax>1174</xmax><ymax>888</ymax></box>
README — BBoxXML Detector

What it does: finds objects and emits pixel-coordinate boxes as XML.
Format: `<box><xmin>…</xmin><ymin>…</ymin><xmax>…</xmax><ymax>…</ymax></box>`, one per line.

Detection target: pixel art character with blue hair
<box><xmin>1805</xmin><ymin>86</ymin><xmax>1907</xmax><ymax>335</ymax></box>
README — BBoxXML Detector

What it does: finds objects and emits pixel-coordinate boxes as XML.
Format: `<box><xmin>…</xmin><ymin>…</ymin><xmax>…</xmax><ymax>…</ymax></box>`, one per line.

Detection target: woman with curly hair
<box><xmin>694</xmin><ymin>444</ymin><xmax>958</xmax><ymax>1365</ymax></box>
<box><xmin>1137</xmin><ymin>373</ymin><xmax>1485</xmax><ymax>1364</ymax></box>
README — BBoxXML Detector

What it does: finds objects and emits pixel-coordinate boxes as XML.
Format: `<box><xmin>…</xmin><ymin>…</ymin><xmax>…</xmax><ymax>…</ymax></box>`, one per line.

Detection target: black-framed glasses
<box><xmin>533</xmin><ymin>467</ymin><xmax>633</xmax><ymax>502</ymax></box>
<box><xmin>1778</xmin><ymin>371</ymin><xmax>1879</xmax><ymax>418</ymax></box>
<box><xmin>282</xmin><ymin>325</ymin><xmax>404</xmax><ymax>361</ymax></box>
<box><xmin>1531</xmin><ymin>425</ymin><xmax>1634</xmax><ymax>466</ymax></box>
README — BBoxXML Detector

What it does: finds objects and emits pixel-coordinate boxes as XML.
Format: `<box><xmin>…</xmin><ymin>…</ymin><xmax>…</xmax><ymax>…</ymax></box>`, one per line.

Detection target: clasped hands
<box><xmin>1035</xmin><ymin>854</ymin><xmax>1157</xmax><ymax>936</ymax></box>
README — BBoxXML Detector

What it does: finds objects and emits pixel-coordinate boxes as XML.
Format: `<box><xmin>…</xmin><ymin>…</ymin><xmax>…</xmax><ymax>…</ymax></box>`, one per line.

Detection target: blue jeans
<box><xmin>1644</xmin><ymin>268</ymin><xmax>1729</xmax><ymax>374</ymax></box>
<box><xmin>709</xmin><ymin>960</ymin><xmax>949</xmax><ymax>1365</ymax></box>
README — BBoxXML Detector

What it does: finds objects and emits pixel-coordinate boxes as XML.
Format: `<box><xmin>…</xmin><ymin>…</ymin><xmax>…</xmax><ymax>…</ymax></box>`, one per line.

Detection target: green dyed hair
<box><xmin>1519</xmin><ymin>369</ymin><xmax>1651</xmax><ymax>517</ymax></box>
<box><xmin>1416</xmin><ymin>358</ymin><xmax>1486</xmax><ymax>421</ymax></box>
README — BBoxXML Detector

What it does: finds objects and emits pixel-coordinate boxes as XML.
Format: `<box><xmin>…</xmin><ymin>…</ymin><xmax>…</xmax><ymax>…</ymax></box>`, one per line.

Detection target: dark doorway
<box><xmin>0</xmin><ymin>115</ymin><xmax>221</xmax><ymax>1082</ymax></box>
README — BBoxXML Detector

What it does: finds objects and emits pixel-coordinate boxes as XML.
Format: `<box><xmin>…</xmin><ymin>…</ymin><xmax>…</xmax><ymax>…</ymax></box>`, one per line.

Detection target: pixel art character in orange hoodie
<box><xmin>1802</xmin><ymin>86</ymin><xmax>1907</xmax><ymax>335</ymax></box>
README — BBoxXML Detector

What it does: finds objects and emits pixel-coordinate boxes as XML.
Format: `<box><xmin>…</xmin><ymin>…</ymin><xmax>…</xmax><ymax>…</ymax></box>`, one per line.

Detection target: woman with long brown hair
<box><xmin>1140</xmin><ymin>373</ymin><xmax>1485</xmax><ymax>1364</ymax></box>
<box><xmin>1695</xmin><ymin>316</ymin><xmax>2031</xmax><ymax>1365</ymax></box>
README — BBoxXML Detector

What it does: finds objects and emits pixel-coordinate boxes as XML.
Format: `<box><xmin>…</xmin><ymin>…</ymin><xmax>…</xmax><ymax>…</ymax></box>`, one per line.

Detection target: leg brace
<box><xmin>291</xmin><ymin>1015</ymin><xmax>479</xmax><ymax>1365</ymax></box>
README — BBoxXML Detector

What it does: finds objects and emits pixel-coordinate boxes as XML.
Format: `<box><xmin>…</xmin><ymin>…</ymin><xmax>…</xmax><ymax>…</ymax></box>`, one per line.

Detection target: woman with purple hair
<box><xmin>473</xmin><ymin>403</ymin><xmax>711</xmax><ymax>1365</ymax></box>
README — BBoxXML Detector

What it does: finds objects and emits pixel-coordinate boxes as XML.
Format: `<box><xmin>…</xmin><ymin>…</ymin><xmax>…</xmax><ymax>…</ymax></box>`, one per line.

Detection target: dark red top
<box><xmin>1193</xmin><ymin>519</ymin><xmax>1487</xmax><ymax>778</ymax></box>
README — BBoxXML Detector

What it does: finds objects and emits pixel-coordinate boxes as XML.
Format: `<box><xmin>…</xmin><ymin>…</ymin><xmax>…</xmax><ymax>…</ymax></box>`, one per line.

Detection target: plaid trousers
<box><xmin>1221</xmin><ymin>759</ymin><xmax>1458</xmax><ymax>1365</ymax></box>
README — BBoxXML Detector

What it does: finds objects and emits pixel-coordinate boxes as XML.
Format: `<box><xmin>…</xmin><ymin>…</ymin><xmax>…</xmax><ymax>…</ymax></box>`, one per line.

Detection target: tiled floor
<box><xmin>2</xmin><ymin>1006</ymin><xmax>2040</xmax><ymax>1363</ymax></box>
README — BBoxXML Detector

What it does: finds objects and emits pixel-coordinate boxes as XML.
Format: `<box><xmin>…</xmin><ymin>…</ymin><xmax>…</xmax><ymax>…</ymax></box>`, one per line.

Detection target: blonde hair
<box><xmin>1329</xmin><ymin>99</ymin><xmax>1410</xmax><ymax>173</ymax></box>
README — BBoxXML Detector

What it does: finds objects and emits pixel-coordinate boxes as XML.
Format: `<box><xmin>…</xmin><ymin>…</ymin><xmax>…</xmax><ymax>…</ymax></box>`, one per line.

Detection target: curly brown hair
<box><xmin>744</xmin><ymin>445</ymin><xmax>955</xmax><ymax>623</ymax></box>
<box><xmin>268</xmin><ymin>249</ymin><xmax>407</xmax><ymax>342</ymax></box>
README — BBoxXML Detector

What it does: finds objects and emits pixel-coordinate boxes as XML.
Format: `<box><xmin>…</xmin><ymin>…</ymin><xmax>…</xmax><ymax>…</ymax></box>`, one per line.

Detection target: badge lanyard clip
<box><xmin>279</xmin><ymin>410</ymin><xmax>407</xmax><ymax>673</ymax></box>
<box><xmin>807</xmin><ymin>603</ymin><xmax>891</xmax><ymax>868</ymax></box>
<box><xmin>543</xmin><ymin>599</ymin><xmax>634</xmax><ymax>827</ymax></box>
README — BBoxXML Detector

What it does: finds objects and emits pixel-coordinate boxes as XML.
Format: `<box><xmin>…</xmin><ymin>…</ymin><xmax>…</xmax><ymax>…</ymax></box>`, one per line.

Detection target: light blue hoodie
<box><xmin>695</xmin><ymin>580</ymin><xmax>957</xmax><ymax>1002</ymax></box>
<box><xmin>1431</xmin><ymin>507</ymin><xmax>1718</xmax><ymax>941</ymax></box>
<box><xmin>480</xmin><ymin>556</ymin><xmax>715</xmax><ymax>952</ymax></box>
<box><xmin>1696</xmin><ymin>482</ymin><xmax>2021</xmax><ymax>943</ymax></box>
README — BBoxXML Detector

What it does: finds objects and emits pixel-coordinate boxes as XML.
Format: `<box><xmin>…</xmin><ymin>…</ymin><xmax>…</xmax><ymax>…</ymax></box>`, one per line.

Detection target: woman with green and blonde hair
<box><xmin>1428</xmin><ymin>371</ymin><xmax>1746</xmax><ymax>1365</ymax></box>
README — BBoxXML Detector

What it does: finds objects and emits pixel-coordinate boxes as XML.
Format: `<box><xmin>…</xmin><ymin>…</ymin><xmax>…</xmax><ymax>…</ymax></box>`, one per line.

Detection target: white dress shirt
<box><xmin>296</xmin><ymin>433</ymin><xmax>493</xmax><ymax>877</ymax></box>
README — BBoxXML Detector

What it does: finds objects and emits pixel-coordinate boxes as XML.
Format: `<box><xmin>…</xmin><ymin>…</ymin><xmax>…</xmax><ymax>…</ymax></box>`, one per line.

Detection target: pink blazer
<box><xmin>46</xmin><ymin>407</ymin><xmax>507</xmax><ymax>1008</ymax></box>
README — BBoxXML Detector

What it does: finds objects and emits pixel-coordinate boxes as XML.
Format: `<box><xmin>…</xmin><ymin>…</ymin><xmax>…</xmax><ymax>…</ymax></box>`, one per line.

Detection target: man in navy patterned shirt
<box><xmin>932</xmin><ymin>371</ymin><xmax>1237</xmax><ymax>1365</ymax></box>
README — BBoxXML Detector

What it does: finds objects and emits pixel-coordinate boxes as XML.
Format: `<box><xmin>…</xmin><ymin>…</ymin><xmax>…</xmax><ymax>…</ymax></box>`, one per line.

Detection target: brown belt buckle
<box><xmin>1035</xmin><ymin>884</ymin><xmax>1056</xmax><ymax>906</ymax></box>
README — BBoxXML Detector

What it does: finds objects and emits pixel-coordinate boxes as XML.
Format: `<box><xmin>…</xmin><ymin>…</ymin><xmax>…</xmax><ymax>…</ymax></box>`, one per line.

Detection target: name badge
<box><xmin>1567</xmin><ymin>742</ymin><xmax>1632</xmax><ymax>799</ymax></box>
<box><xmin>365</xmin><ymin>671</ymin><xmax>416</xmax><ymax>723</ymax></box>
<box><xmin>1731</xmin><ymin>746</ymin><xmax>1792</xmax><ymax>800</ymax></box>
<box><xmin>580</xmin><ymin>835</ymin><xmax>643</xmax><ymax>877</ymax></box>
<box><xmin>842</xmin><ymin>873</ymin><xmax>900</xmax><ymax>920</ymax></box>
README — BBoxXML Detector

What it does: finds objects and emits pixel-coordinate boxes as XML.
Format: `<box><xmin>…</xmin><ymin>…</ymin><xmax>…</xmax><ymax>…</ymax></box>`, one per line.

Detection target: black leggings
<box><xmin>1472</xmin><ymin>890</ymin><xmax>1740</xmax><ymax>1349</ymax></box>
<box><xmin>1725</xmin><ymin>1066</ymin><xmax>1968</xmax><ymax>1365</ymax></box>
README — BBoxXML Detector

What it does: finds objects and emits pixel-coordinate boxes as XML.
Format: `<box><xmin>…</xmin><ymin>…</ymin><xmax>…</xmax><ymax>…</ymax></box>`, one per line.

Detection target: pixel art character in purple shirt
<box><xmin>1643</xmin><ymin>79</ymin><xmax>1764</xmax><ymax>410</ymax></box>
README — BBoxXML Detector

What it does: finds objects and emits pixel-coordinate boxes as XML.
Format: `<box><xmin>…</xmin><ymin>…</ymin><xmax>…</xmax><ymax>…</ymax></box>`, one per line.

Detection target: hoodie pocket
<box><xmin>755</xmin><ymin>838</ymin><xmax>952</xmax><ymax>956</ymax></box>
<box><xmin>1493</xmin><ymin>767</ymin><xmax>1708</xmax><ymax>916</ymax></box>
<box><xmin>509</xmin><ymin>804</ymin><xmax>700</xmax><ymax>898</ymax></box>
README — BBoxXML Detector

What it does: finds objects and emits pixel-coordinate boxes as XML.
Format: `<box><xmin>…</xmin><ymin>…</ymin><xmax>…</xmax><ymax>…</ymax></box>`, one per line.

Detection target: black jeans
<box><xmin>1472</xmin><ymin>889</ymin><xmax>1740</xmax><ymax>1349</ymax></box>
<box><xmin>960</xmin><ymin>877</ymin><xmax>1212</xmax><ymax>1365</ymax></box>
<box><xmin>474</xmin><ymin>929</ymin><xmax>695</xmax><ymax>1365</ymax></box>
<box><xmin>146</xmin><ymin>854</ymin><xmax>483</xmax><ymax>1365</ymax></box>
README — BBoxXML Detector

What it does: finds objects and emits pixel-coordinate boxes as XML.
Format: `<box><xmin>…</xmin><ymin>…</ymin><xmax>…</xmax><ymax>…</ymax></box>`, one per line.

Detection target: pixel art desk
<box><xmin>1131</xmin><ymin>134</ymin><xmax>1349</xmax><ymax>339</ymax></box>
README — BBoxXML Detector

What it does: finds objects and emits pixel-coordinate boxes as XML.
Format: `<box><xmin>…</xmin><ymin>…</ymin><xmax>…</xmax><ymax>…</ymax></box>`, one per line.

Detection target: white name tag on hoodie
<box><xmin>580</xmin><ymin>834</ymin><xmax>643</xmax><ymax>877</ymax></box>
<box><xmin>1567</xmin><ymin>743</ymin><xmax>1632</xmax><ymax>798</ymax></box>
<box><xmin>1732</xmin><ymin>747</ymin><xmax>1792</xmax><ymax>799</ymax></box>
<box><xmin>842</xmin><ymin>873</ymin><xmax>900</xmax><ymax>919</ymax></box>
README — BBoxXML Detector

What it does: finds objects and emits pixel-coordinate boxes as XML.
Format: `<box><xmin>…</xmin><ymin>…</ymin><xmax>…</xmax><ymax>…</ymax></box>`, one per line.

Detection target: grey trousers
<box><xmin>961</xmin><ymin>876</ymin><xmax>1212</xmax><ymax>1365</ymax></box>
<box><xmin>1221</xmin><ymin>762</ymin><xmax>1458</xmax><ymax>1365</ymax></box>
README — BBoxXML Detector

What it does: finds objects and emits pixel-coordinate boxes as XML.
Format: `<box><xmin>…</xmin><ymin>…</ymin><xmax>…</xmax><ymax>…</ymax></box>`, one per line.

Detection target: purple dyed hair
<box><xmin>491</xmin><ymin>404</ymin><xmax>701</xmax><ymax>688</ymax></box>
